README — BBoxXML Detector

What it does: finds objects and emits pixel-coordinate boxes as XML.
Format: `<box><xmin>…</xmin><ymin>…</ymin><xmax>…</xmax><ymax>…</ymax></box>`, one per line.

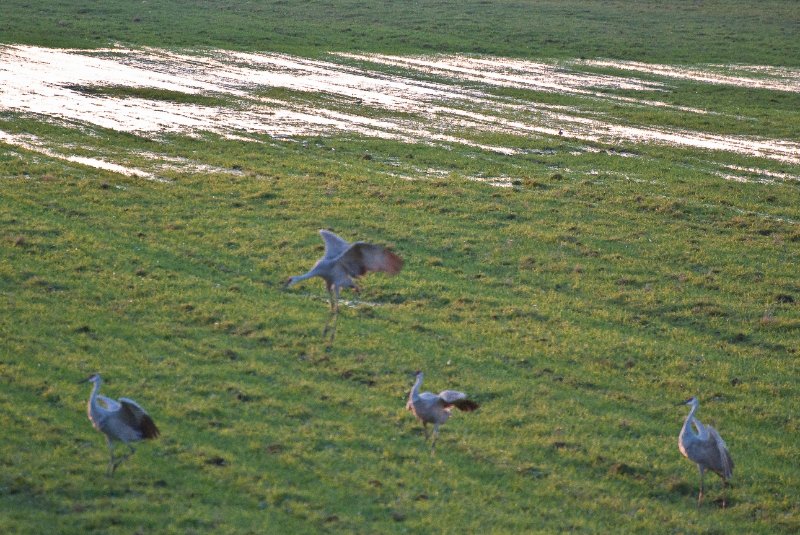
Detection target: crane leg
<box><xmin>322</xmin><ymin>287</ymin><xmax>339</xmax><ymax>344</ymax></box>
<box><xmin>322</xmin><ymin>309</ymin><xmax>339</xmax><ymax>345</ymax></box>
<box><xmin>106</xmin><ymin>439</ymin><xmax>116</xmax><ymax>476</ymax></box>
<box><xmin>721</xmin><ymin>479</ymin><xmax>727</xmax><ymax>509</ymax></box>
<box><xmin>697</xmin><ymin>467</ymin><xmax>705</xmax><ymax>507</ymax></box>
<box><xmin>108</xmin><ymin>442</ymin><xmax>136</xmax><ymax>476</ymax></box>
<box><xmin>430</xmin><ymin>424</ymin><xmax>439</xmax><ymax>453</ymax></box>
<box><xmin>118</xmin><ymin>445</ymin><xmax>136</xmax><ymax>465</ymax></box>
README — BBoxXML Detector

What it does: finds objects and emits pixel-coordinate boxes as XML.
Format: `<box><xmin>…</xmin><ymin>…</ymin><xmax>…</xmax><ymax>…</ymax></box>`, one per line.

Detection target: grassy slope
<box><xmin>2</xmin><ymin>1</ymin><xmax>800</xmax><ymax>533</ymax></box>
<box><xmin>0</xmin><ymin>0</ymin><xmax>798</xmax><ymax>65</ymax></box>
<box><xmin>2</xmin><ymin>131</ymin><xmax>799</xmax><ymax>533</ymax></box>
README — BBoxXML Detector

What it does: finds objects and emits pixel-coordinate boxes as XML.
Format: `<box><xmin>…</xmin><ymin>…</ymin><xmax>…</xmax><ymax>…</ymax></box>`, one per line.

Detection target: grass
<box><xmin>2</xmin><ymin>130</ymin><xmax>799</xmax><ymax>533</ymax></box>
<box><xmin>61</xmin><ymin>85</ymin><xmax>234</xmax><ymax>107</ymax></box>
<box><xmin>2</xmin><ymin>1</ymin><xmax>800</xmax><ymax>533</ymax></box>
<box><xmin>0</xmin><ymin>0</ymin><xmax>798</xmax><ymax>65</ymax></box>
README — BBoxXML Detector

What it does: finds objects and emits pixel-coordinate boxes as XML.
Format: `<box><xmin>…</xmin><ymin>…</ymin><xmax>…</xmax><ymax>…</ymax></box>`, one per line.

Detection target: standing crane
<box><xmin>678</xmin><ymin>396</ymin><xmax>734</xmax><ymax>507</ymax></box>
<box><xmin>84</xmin><ymin>373</ymin><xmax>160</xmax><ymax>476</ymax></box>
<box><xmin>284</xmin><ymin>229</ymin><xmax>403</xmax><ymax>343</ymax></box>
<box><xmin>406</xmin><ymin>370</ymin><xmax>479</xmax><ymax>450</ymax></box>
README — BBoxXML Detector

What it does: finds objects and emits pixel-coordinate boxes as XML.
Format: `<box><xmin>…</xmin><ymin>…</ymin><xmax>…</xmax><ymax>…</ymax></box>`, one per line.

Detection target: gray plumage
<box><xmin>406</xmin><ymin>371</ymin><xmax>479</xmax><ymax>450</ymax></box>
<box><xmin>678</xmin><ymin>396</ymin><xmax>734</xmax><ymax>507</ymax></box>
<box><xmin>85</xmin><ymin>373</ymin><xmax>160</xmax><ymax>476</ymax></box>
<box><xmin>285</xmin><ymin>229</ymin><xmax>403</xmax><ymax>342</ymax></box>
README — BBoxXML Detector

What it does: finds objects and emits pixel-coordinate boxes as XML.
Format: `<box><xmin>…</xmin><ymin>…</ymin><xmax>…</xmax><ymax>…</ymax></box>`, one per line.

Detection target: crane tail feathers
<box><xmin>451</xmin><ymin>398</ymin><xmax>480</xmax><ymax>412</ymax></box>
<box><xmin>140</xmin><ymin>414</ymin><xmax>160</xmax><ymax>440</ymax></box>
<box><xmin>708</xmin><ymin>426</ymin><xmax>733</xmax><ymax>479</ymax></box>
<box><xmin>384</xmin><ymin>250</ymin><xmax>403</xmax><ymax>275</ymax></box>
<box><xmin>341</xmin><ymin>243</ymin><xmax>403</xmax><ymax>277</ymax></box>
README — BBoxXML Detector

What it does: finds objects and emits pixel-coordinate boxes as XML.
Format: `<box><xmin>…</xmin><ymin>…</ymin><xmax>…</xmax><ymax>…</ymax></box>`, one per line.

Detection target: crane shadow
<box><xmin>668</xmin><ymin>479</ymin><xmax>733</xmax><ymax>509</ymax></box>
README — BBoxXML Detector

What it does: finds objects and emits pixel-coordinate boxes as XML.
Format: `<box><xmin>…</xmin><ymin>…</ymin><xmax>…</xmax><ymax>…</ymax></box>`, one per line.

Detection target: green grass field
<box><xmin>3</xmin><ymin>0</ymin><xmax>800</xmax><ymax>64</ymax></box>
<box><xmin>2</xmin><ymin>1</ymin><xmax>800</xmax><ymax>533</ymax></box>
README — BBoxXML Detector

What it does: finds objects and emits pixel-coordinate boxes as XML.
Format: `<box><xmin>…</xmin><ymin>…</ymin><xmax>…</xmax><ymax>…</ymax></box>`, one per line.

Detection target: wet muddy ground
<box><xmin>1</xmin><ymin>45</ymin><xmax>799</xmax><ymax>179</ymax></box>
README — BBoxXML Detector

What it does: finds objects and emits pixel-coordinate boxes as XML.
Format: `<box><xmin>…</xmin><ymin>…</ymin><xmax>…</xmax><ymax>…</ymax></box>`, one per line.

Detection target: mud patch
<box><xmin>579</xmin><ymin>59</ymin><xmax>800</xmax><ymax>93</ymax></box>
<box><xmin>1</xmin><ymin>45</ymin><xmax>799</xmax><ymax>169</ymax></box>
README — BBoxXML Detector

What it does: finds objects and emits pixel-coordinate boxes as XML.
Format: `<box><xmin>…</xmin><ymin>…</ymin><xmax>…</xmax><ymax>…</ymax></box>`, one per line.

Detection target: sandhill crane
<box><xmin>678</xmin><ymin>396</ymin><xmax>734</xmax><ymax>507</ymax></box>
<box><xmin>284</xmin><ymin>229</ymin><xmax>403</xmax><ymax>342</ymax></box>
<box><xmin>406</xmin><ymin>371</ymin><xmax>479</xmax><ymax>450</ymax></box>
<box><xmin>84</xmin><ymin>373</ymin><xmax>160</xmax><ymax>476</ymax></box>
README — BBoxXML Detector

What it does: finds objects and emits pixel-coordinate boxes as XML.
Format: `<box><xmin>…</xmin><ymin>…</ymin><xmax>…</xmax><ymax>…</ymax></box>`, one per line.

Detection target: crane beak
<box><xmin>283</xmin><ymin>277</ymin><xmax>294</xmax><ymax>289</ymax></box>
<box><xmin>676</xmin><ymin>397</ymin><xmax>693</xmax><ymax>406</ymax></box>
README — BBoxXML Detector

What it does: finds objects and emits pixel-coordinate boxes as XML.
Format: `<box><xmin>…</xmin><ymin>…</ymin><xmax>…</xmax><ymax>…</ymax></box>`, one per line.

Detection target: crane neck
<box><xmin>692</xmin><ymin>413</ymin><xmax>708</xmax><ymax>440</ymax></box>
<box><xmin>87</xmin><ymin>378</ymin><xmax>102</xmax><ymax>416</ymax></box>
<box><xmin>681</xmin><ymin>403</ymin><xmax>708</xmax><ymax>440</ymax></box>
<box><xmin>680</xmin><ymin>404</ymin><xmax>696</xmax><ymax>437</ymax></box>
<box><xmin>288</xmin><ymin>270</ymin><xmax>316</xmax><ymax>287</ymax></box>
<box><xmin>410</xmin><ymin>374</ymin><xmax>423</xmax><ymax>401</ymax></box>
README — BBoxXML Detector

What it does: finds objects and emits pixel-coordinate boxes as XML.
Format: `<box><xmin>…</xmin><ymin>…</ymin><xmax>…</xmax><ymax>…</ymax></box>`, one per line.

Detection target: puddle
<box><xmin>133</xmin><ymin>151</ymin><xmax>246</xmax><ymax>176</ymax></box>
<box><xmin>338</xmin><ymin>52</ymin><xmax>712</xmax><ymax>114</ymax></box>
<box><xmin>0</xmin><ymin>130</ymin><xmax>241</xmax><ymax>181</ymax></box>
<box><xmin>0</xmin><ymin>130</ymin><xmax>164</xmax><ymax>181</ymax></box>
<box><xmin>1</xmin><ymin>45</ymin><xmax>799</xmax><ymax>170</ymax></box>
<box><xmin>466</xmin><ymin>175</ymin><xmax>515</xmax><ymax>188</ymax></box>
<box><xmin>578</xmin><ymin>59</ymin><xmax>800</xmax><ymax>93</ymax></box>
<box><xmin>722</xmin><ymin>164</ymin><xmax>799</xmax><ymax>182</ymax></box>
<box><xmin>296</xmin><ymin>291</ymin><xmax>383</xmax><ymax>309</ymax></box>
<box><xmin>336</xmin><ymin>52</ymin><xmax>665</xmax><ymax>93</ymax></box>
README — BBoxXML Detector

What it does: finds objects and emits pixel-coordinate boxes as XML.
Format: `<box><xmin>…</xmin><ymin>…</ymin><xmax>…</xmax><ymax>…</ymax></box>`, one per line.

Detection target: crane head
<box><xmin>284</xmin><ymin>276</ymin><xmax>299</xmax><ymax>288</ymax></box>
<box><xmin>81</xmin><ymin>373</ymin><xmax>101</xmax><ymax>384</ymax></box>
<box><xmin>679</xmin><ymin>396</ymin><xmax>699</xmax><ymax>407</ymax></box>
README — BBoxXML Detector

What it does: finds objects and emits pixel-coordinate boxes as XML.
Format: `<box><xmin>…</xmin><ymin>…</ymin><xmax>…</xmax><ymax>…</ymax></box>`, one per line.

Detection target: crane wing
<box><xmin>438</xmin><ymin>390</ymin><xmax>479</xmax><ymax>411</ymax></box>
<box><xmin>319</xmin><ymin>230</ymin><xmax>351</xmax><ymax>260</ymax></box>
<box><xmin>438</xmin><ymin>390</ymin><xmax>467</xmax><ymax>403</ymax></box>
<box><xmin>338</xmin><ymin>243</ymin><xmax>403</xmax><ymax>277</ymax></box>
<box><xmin>119</xmin><ymin>398</ymin><xmax>160</xmax><ymax>439</ymax></box>
<box><xmin>708</xmin><ymin>426</ymin><xmax>734</xmax><ymax>479</ymax></box>
<box><xmin>97</xmin><ymin>394</ymin><xmax>121</xmax><ymax>411</ymax></box>
<box><xmin>451</xmin><ymin>398</ymin><xmax>480</xmax><ymax>412</ymax></box>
